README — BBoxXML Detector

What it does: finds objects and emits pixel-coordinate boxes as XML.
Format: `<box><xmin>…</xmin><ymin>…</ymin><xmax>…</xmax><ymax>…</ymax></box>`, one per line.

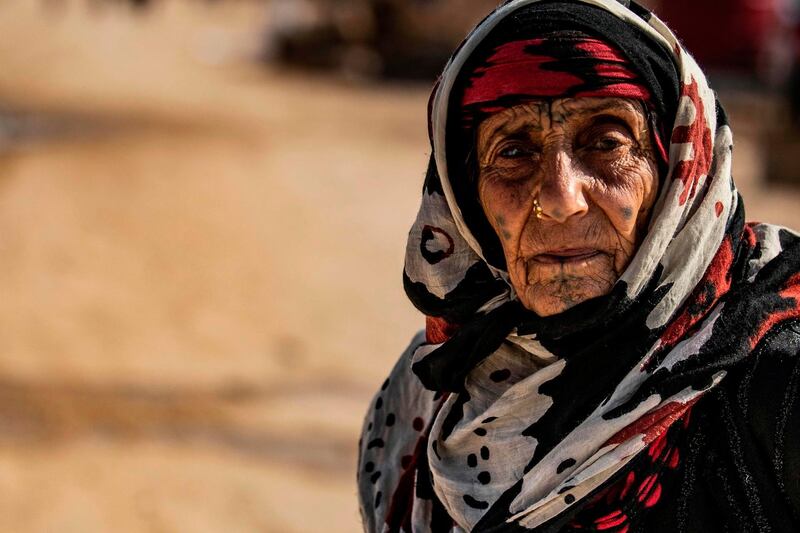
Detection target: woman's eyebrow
<box><xmin>499</xmin><ymin>131</ymin><xmax>535</xmax><ymax>144</ymax></box>
<box><xmin>582</xmin><ymin>113</ymin><xmax>638</xmax><ymax>136</ymax></box>
<box><xmin>484</xmin><ymin>117</ymin><xmax>543</xmax><ymax>142</ymax></box>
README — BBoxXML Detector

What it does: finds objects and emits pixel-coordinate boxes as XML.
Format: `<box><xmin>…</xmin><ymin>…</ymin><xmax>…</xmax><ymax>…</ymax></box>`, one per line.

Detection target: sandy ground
<box><xmin>0</xmin><ymin>1</ymin><xmax>797</xmax><ymax>532</ymax></box>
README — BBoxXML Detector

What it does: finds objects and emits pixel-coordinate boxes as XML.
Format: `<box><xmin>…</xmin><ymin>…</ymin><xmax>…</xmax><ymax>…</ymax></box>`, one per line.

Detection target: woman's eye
<box><xmin>498</xmin><ymin>146</ymin><xmax>527</xmax><ymax>158</ymax></box>
<box><xmin>592</xmin><ymin>137</ymin><xmax>622</xmax><ymax>151</ymax></box>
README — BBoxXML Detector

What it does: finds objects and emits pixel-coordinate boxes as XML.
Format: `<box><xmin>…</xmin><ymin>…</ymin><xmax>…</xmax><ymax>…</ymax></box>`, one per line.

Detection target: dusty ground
<box><xmin>0</xmin><ymin>1</ymin><xmax>797</xmax><ymax>532</ymax></box>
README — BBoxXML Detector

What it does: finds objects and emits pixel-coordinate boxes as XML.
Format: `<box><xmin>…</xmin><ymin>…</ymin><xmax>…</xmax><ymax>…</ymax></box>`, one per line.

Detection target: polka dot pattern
<box><xmin>489</xmin><ymin>368</ymin><xmax>511</xmax><ymax>382</ymax></box>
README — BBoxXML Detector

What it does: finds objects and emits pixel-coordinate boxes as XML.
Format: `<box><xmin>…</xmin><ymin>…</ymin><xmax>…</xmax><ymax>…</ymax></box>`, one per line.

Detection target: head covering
<box><xmin>358</xmin><ymin>1</ymin><xmax>800</xmax><ymax>531</ymax></box>
<box><xmin>458</xmin><ymin>31</ymin><xmax>669</xmax><ymax>163</ymax></box>
<box><xmin>460</xmin><ymin>35</ymin><xmax>652</xmax><ymax>112</ymax></box>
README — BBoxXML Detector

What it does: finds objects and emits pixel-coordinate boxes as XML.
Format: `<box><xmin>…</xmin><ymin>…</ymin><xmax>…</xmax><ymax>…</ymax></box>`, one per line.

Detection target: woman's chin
<box><xmin>517</xmin><ymin>275</ymin><xmax>615</xmax><ymax>317</ymax></box>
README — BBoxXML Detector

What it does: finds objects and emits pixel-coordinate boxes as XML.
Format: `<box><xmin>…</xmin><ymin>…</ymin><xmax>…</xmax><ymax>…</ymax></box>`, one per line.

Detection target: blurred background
<box><xmin>0</xmin><ymin>0</ymin><xmax>798</xmax><ymax>531</ymax></box>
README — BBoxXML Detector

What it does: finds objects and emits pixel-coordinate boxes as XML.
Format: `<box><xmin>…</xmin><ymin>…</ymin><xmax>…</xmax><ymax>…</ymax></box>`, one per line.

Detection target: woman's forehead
<box><xmin>478</xmin><ymin>97</ymin><xmax>646</xmax><ymax>137</ymax></box>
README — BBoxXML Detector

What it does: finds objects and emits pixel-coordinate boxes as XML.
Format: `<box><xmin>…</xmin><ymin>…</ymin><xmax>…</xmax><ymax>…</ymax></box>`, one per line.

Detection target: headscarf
<box><xmin>357</xmin><ymin>1</ymin><xmax>800</xmax><ymax>531</ymax></box>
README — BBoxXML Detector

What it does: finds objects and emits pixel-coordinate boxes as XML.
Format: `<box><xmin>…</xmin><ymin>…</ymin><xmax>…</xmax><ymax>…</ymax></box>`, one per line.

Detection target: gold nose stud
<box><xmin>533</xmin><ymin>197</ymin><xmax>543</xmax><ymax>219</ymax></box>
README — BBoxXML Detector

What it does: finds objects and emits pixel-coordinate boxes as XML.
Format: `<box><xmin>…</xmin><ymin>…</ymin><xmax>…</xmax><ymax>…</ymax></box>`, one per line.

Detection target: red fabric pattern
<box><xmin>670</xmin><ymin>78</ymin><xmax>713</xmax><ymax>206</ymax></box>
<box><xmin>426</xmin><ymin>316</ymin><xmax>459</xmax><ymax>344</ymax></box>
<box><xmin>657</xmin><ymin>235</ymin><xmax>734</xmax><ymax>351</ymax></box>
<box><xmin>603</xmin><ymin>399</ymin><xmax>697</xmax><ymax>449</ymax></box>
<box><xmin>570</xmin><ymin>408</ymin><xmax>691</xmax><ymax>532</ymax></box>
<box><xmin>385</xmin><ymin>394</ymin><xmax>450</xmax><ymax>531</ymax></box>
<box><xmin>749</xmin><ymin>270</ymin><xmax>800</xmax><ymax>349</ymax></box>
<box><xmin>461</xmin><ymin>38</ymin><xmax>651</xmax><ymax>109</ymax></box>
<box><xmin>385</xmin><ymin>433</ymin><xmax>426</xmax><ymax>530</ymax></box>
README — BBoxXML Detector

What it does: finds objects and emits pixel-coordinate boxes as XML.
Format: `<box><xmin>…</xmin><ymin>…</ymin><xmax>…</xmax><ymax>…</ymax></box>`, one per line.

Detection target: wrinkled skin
<box><xmin>477</xmin><ymin>97</ymin><xmax>659</xmax><ymax>316</ymax></box>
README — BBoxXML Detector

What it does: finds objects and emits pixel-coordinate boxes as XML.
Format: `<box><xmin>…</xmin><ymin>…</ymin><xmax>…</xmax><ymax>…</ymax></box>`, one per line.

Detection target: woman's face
<box><xmin>477</xmin><ymin>97</ymin><xmax>659</xmax><ymax>316</ymax></box>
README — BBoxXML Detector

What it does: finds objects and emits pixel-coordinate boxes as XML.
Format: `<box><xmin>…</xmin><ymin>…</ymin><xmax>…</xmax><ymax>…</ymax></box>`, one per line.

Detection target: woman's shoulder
<box><xmin>710</xmin><ymin>319</ymin><xmax>800</xmax><ymax>518</ymax></box>
<box><xmin>656</xmin><ymin>320</ymin><xmax>800</xmax><ymax>531</ymax></box>
<box><xmin>357</xmin><ymin>330</ymin><xmax>445</xmax><ymax>531</ymax></box>
<box><xmin>718</xmin><ymin>319</ymin><xmax>800</xmax><ymax>440</ymax></box>
<box><xmin>360</xmin><ymin>330</ymin><xmax>440</xmax><ymax>428</ymax></box>
<box><xmin>737</xmin><ymin>319</ymin><xmax>800</xmax><ymax>410</ymax></box>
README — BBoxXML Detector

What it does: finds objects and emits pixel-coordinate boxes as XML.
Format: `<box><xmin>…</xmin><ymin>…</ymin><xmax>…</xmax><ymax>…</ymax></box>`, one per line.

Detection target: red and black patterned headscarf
<box><xmin>457</xmin><ymin>33</ymin><xmax>667</xmax><ymax>160</ymax></box>
<box><xmin>462</xmin><ymin>35</ymin><xmax>650</xmax><ymax>110</ymax></box>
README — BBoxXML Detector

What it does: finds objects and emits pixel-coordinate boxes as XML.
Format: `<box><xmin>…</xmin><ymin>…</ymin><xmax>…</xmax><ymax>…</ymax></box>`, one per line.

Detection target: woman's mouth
<box><xmin>532</xmin><ymin>248</ymin><xmax>603</xmax><ymax>265</ymax></box>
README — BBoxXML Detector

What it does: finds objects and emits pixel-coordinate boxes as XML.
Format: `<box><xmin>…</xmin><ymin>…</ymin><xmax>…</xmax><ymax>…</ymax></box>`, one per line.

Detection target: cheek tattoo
<box><xmin>493</xmin><ymin>214</ymin><xmax>512</xmax><ymax>240</ymax></box>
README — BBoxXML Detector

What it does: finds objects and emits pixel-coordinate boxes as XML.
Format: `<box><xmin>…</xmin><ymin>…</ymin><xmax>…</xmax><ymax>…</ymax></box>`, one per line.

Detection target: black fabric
<box><xmin>411</xmin><ymin>300</ymin><xmax>523</xmax><ymax>391</ymax></box>
<box><xmin>636</xmin><ymin>321</ymin><xmax>800</xmax><ymax>533</ymax></box>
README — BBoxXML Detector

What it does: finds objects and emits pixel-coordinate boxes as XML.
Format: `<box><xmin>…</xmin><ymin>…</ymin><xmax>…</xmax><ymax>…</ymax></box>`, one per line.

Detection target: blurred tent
<box><xmin>652</xmin><ymin>0</ymin><xmax>800</xmax><ymax>185</ymax></box>
<box><xmin>261</xmin><ymin>0</ymin><xmax>500</xmax><ymax>79</ymax></box>
<box><xmin>655</xmin><ymin>0</ymin><xmax>797</xmax><ymax>85</ymax></box>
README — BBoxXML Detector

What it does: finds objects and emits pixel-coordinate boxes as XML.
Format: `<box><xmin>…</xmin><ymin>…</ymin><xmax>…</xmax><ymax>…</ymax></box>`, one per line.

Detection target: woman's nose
<box><xmin>536</xmin><ymin>148</ymin><xmax>589</xmax><ymax>223</ymax></box>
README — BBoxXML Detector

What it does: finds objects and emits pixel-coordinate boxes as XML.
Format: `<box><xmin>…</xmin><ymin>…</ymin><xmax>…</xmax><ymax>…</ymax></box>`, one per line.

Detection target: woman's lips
<box><xmin>532</xmin><ymin>248</ymin><xmax>602</xmax><ymax>264</ymax></box>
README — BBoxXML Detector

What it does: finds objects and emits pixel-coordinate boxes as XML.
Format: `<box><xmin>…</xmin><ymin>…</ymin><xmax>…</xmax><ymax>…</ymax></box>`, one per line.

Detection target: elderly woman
<box><xmin>357</xmin><ymin>1</ymin><xmax>800</xmax><ymax>531</ymax></box>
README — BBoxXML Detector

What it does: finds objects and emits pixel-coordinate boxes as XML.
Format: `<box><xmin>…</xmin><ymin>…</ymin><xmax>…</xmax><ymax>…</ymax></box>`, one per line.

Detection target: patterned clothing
<box><xmin>357</xmin><ymin>1</ymin><xmax>800</xmax><ymax>531</ymax></box>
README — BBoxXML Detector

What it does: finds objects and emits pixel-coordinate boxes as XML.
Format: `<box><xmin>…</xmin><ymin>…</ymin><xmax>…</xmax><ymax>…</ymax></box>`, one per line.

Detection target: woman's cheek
<box><xmin>593</xmin><ymin>162</ymin><xmax>654</xmax><ymax>232</ymax></box>
<box><xmin>484</xmin><ymin>181</ymin><xmax>535</xmax><ymax>238</ymax></box>
<box><xmin>484</xmin><ymin>206</ymin><xmax>514</xmax><ymax>241</ymax></box>
<box><xmin>612</xmin><ymin>194</ymin><xmax>644</xmax><ymax>239</ymax></box>
<box><xmin>482</xmin><ymin>170</ymin><xmax>535</xmax><ymax>209</ymax></box>
<box><xmin>502</xmin><ymin>184</ymin><xmax>534</xmax><ymax>218</ymax></box>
